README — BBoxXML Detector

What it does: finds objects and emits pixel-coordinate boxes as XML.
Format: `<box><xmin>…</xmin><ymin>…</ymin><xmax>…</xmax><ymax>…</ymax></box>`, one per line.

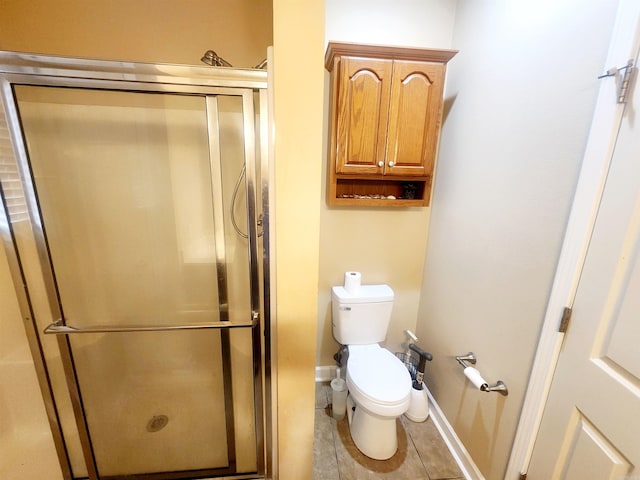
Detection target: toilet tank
<box><xmin>331</xmin><ymin>284</ymin><xmax>394</xmax><ymax>345</ymax></box>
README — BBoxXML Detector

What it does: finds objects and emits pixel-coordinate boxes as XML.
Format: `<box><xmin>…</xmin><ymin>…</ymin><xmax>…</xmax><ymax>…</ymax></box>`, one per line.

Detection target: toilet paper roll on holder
<box><xmin>455</xmin><ymin>352</ymin><xmax>508</xmax><ymax>397</ymax></box>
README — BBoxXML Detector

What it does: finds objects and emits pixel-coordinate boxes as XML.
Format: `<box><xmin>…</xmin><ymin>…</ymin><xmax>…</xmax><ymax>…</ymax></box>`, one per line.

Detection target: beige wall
<box><xmin>0</xmin><ymin>0</ymin><xmax>272</xmax><ymax>68</ymax></box>
<box><xmin>317</xmin><ymin>1</ymin><xmax>458</xmax><ymax>366</ymax></box>
<box><xmin>417</xmin><ymin>1</ymin><xmax>619</xmax><ymax>479</ymax></box>
<box><xmin>271</xmin><ymin>0</ymin><xmax>324</xmax><ymax>479</ymax></box>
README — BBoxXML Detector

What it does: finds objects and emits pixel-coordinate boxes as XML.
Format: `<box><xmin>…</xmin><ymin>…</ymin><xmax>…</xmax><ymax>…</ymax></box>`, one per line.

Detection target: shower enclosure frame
<box><xmin>0</xmin><ymin>51</ymin><xmax>274</xmax><ymax>480</ymax></box>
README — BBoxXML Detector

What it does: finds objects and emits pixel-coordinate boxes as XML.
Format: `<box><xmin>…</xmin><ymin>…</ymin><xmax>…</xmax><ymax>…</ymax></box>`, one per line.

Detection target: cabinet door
<box><xmin>385</xmin><ymin>61</ymin><xmax>445</xmax><ymax>177</ymax></box>
<box><xmin>335</xmin><ymin>57</ymin><xmax>393</xmax><ymax>174</ymax></box>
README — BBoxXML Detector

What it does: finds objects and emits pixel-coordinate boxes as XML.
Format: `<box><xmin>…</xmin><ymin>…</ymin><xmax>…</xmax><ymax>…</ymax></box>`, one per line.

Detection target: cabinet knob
<box><xmin>378</xmin><ymin>161</ymin><xmax>384</xmax><ymax>167</ymax></box>
<box><xmin>388</xmin><ymin>161</ymin><xmax>395</xmax><ymax>167</ymax></box>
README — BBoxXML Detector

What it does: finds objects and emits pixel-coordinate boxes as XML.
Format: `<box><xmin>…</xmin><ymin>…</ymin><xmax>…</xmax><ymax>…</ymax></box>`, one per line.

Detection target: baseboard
<box><xmin>315</xmin><ymin>365</ymin><xmax>337</xmax><ymax>382</ymax></box>
<box><xmin>426</xmin><ymin>388</ymin><xmax>485</xmax><ymax>480</ymax></box>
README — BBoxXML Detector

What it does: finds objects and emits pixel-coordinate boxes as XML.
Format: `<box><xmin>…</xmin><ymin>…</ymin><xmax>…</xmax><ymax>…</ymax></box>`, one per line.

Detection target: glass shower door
<box><xmin>8</xmin><ymin>85</ymin><xmax>262</xmax><ymax>479</ymax></box>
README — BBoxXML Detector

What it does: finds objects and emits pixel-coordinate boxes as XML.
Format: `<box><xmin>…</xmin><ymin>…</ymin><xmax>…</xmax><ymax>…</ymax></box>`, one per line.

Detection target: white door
<box><xmin>527</xmin><ymin>33</ymin><xmax>640</xmax><ymax>480</ymax></box>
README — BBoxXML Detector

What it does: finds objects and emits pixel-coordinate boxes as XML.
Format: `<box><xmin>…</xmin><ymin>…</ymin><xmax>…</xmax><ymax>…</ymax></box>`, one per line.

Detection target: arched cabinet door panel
<box><xmin>386</xmin><ymin>61</ymin><xmax>445</xmax><ymax>177</ymax></box>
<box><xmin>336</xmin><ymin>57</ymin><xmax>393</xmax><ymax>175</ymax></box>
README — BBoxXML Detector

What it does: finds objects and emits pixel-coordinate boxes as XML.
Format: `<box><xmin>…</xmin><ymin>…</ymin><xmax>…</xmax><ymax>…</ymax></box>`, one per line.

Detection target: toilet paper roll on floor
<box><xmin>464</xmin><ymin>366</ymin><xmax>488</xmax><ymax>390</ymax></box>
<box><xmin>344</xmin><ymin>271</ymin><xmax>361</xmax><ymax>294</ymax></box>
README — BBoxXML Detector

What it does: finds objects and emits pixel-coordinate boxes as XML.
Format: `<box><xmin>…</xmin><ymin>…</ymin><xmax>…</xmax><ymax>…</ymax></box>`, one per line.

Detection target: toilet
<box><xmin>331</xmin><ymin>283</ymin><xmax>412</xmax><ymax>460</ymax></box>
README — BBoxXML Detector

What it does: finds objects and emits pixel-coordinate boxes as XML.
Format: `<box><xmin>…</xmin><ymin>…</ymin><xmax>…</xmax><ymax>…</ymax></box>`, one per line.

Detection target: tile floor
<box><xmin>313</xmin><ymin>382</ymin><xmax>465</xmax><ymax>480</ymax></box>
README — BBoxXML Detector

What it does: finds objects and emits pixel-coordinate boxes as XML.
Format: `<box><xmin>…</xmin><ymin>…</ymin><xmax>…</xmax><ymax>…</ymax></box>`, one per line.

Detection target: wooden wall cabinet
<box><xmin>325</xmin><ymin>42</ymin><xmax>457</xmax><ymax>207</ymax></box>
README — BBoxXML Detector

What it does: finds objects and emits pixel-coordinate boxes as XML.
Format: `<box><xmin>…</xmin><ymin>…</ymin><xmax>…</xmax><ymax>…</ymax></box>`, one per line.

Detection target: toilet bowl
<box><xmin>346</xmin><ymin>344</ymin><xmax>412</xmax><ymax>459</ymax></box>
<box><xmin>331</xmin><ymin>281</ymin><xmax>411</xmax><ymax>460</ymax></box>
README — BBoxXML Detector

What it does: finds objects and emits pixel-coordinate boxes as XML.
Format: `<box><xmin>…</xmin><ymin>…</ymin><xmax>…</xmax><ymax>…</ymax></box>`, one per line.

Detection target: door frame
<box><xmin>506</xmin><ymin>0</ymin><xmax>640</xmax><ymax>478</ymax></box>
<box><xmin>0</xmin><ymin>51</ymin><xmax>272</xmax><ymax>480</ymax></box>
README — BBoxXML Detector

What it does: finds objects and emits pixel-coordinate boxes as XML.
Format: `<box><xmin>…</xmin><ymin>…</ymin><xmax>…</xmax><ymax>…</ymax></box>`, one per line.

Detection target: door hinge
<box><xmin>559</xmin><ymin>306</ymin><xmax>572</xmax><ymax>333</ymax></box>
<box><xmin>598</xmin><ymin>60</ymin><xmax>635</xmax><ymax>104</ymax></box>
<box><xmin>618</xmin><ymin>60</ymin><xmax>635</xmax><ymax>104</ymax></box>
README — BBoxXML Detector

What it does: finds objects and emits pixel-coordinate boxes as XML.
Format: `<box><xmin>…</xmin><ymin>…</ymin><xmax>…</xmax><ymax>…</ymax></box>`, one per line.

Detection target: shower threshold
<box><xmin>92</xmin><ymin>471</ymin><xmax>263</xmax><ymax>480</ymax></box>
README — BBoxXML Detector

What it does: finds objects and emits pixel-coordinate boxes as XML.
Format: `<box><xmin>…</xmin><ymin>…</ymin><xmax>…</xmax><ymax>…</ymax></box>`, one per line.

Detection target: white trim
<box><xmin>505</xmin><ymin>1</ymin><xmax>640</xmax><ymax>478</ymax></box>
<box><xmin>426</xmin><ymin>388</ymin><xmax>484</xmax><ymax>480</ymax></box>
<box><xmin>315</xmin><ymin>365</ymin><xmax>337</xmax><ymax>382</ymax></box>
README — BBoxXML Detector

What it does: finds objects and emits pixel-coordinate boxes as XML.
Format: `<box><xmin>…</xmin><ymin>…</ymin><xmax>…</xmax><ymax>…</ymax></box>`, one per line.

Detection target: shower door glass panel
<box><xmin>14</xmin><ymin>86</ymin><xmax>257</xmax><ymax>477</ymax></box>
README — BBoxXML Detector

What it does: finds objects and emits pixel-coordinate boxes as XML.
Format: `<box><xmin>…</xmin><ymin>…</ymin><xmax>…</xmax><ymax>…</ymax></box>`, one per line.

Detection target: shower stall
<box><xmin>0</xmin><ymin>52</ymin><xmax>273</xmax><ymax>480</ymax></box>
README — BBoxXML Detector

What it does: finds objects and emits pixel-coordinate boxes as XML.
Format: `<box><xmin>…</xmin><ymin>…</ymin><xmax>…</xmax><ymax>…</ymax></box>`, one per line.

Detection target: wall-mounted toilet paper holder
<box><xmin>455</xmin><ymin>352</ymin><xmax>477</xmax><ymax>367</ymax></box>
<box><xmin>482</xmin><ymin>380</ymin><xmax>508</xmax><ymax>396</ymax></box>
<box><xmin>455</xmin><ymin>352</ymin><xmax>508</xmax><ymax>397</ymax></box>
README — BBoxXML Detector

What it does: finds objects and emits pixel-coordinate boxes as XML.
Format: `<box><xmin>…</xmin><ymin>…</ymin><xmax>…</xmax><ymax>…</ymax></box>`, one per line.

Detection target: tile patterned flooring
<box><xmin>313</xmin><ymin>382</ymin><xmax>465</xmax><ymax>480</ymax></box>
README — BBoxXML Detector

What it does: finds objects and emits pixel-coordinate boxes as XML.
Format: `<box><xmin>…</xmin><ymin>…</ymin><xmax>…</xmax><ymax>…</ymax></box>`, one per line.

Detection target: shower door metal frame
<box><xmin>0</xmin><ymin>52</ymin><xmax>270</xmax><ymax>480</ymax></box>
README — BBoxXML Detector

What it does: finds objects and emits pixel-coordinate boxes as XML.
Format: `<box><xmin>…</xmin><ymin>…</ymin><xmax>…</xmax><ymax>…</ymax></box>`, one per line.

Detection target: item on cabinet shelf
<box><xmin>402</xmin><ymin>183</ymin><xmax>417</xmax><ymax>200</ymax></box>
<box><xmin>338</xmin><ymin>194</ymin><xmax>397</xmax><ymax>200</ymax></box>
<box><xmin>325</xmin><ymin>42</ymin><xmax>458</xmax><ymax>207</ymax></box>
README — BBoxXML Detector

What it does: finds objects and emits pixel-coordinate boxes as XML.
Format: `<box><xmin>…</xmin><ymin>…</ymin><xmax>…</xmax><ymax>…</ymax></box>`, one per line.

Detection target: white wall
<box><xmin>417</xmin><ymin>1</ymin><xmax>619</xmax><ymax>478</ymax></box>
<box><xmin>318</xmin><ymin>0</ymin><xmax>458</xmax><ymax>367</ymax></box>
<box><xmin>325</xmin><ymin>0</ymin><xmax>456</xmax><ymax>48</ymax></box>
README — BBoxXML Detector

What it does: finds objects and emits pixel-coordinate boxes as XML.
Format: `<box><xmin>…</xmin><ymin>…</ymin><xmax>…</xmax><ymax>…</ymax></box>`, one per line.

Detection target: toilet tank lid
<box><xmin>331</xmin><ymin>284</ymin><xmax>394</xmax><ymax>303</ymax></box>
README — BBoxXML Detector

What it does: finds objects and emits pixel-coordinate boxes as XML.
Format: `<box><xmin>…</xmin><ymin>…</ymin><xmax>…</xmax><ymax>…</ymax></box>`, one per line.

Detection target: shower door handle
<box><xmin>43</xmin><ymin>318</ymin><xmax>257</xmax><ymax>334</ymax></box>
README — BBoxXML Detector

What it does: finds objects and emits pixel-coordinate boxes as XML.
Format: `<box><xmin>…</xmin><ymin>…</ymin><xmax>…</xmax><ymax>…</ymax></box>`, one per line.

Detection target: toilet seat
<box><xmin>346</xmin><ymin>344</ymin><xmax>411</xmax><ymax>417</ymax></box>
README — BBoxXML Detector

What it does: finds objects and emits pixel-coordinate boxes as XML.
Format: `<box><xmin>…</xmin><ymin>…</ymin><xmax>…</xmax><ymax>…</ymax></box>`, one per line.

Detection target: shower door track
<box><xmin>0</xmin><ymin>52</ymin><xmax>271</xmax><ymax>480</ymax></box>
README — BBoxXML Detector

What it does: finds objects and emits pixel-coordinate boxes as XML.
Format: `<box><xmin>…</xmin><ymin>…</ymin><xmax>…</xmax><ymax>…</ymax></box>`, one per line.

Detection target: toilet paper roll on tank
<box><xmin>344</xmin><ymin>271</ymin><xmax>362</xmax><ymax>294</ymax></box>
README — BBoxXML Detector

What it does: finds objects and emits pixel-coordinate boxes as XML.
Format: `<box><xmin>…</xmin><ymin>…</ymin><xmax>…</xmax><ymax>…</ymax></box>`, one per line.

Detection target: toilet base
<box><xmin>347</xmin><ymin>395</ymin><xmax>399</xmax><ymax>460</ymax></box>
